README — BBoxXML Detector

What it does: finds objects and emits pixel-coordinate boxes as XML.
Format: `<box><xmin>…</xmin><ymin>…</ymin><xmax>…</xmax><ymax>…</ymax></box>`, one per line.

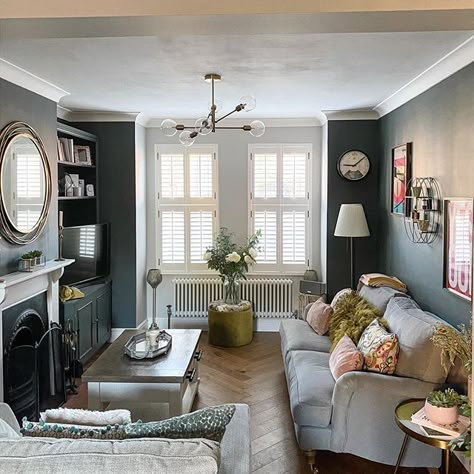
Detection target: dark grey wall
<box><xmin>378</xmin><ymin>63</ymin><xmax>474</xmax><ymax>326</ymax></box>
<box><xmin>74</xmin><ymin>122</ymin><xmax>137</xmax><ymax>328</ymax></box>
<box><xmin>326</xmin><ymin>120</ymin><xmax>380</xmax><ymax>297</ymax></box>
<box><xmin>0</xmin><ymin>79</ymin><xmax>58</xmax><ymax>274</ymax></box>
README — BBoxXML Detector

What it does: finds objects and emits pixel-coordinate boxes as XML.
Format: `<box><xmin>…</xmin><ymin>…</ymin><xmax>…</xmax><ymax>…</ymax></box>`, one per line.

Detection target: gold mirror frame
<box><xmin>0</xmin><ymin>122</ymin><xmax>52</xmax><ymax>245</ymax></box>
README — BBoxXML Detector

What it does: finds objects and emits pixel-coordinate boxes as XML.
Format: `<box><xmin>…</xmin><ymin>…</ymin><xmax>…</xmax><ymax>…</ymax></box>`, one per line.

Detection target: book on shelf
<box><xmin>411</xmin><ymin>407</ymin><xmax>470</xmax><ymax>439</ymax></box>
<box><xmin>59</xmin><ymin>137</ymin><xmax>74</xmax><ymax>162</ymax></box>
<box><xmin>57</xmin><ymin>138</ymin><xmax>66</xmax><ymax>162</ymax></box>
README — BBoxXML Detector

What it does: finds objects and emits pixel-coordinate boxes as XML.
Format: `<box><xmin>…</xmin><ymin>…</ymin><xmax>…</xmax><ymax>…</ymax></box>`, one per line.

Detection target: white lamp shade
<box><xmin>334</xmin><ymin>204</ymin><xmax>370</xmax><ymax>237</ymax></box>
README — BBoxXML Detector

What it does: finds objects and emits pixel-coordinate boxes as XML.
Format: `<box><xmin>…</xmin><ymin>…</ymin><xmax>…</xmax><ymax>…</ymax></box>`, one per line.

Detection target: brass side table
<box><xmin>394</xmin><ymin>398</ymin><xmax>459</xmax><ymax>474</ymax></box>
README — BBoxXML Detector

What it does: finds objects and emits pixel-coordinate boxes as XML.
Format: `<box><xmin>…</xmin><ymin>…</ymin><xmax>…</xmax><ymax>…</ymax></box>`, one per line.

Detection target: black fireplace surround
<box><xmin>3</xmin><ymin>293</ymin><xmax>65</xmax><ymax>422</ymax></box>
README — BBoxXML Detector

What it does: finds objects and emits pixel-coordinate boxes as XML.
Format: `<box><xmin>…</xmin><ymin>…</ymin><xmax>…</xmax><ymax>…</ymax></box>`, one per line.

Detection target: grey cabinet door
<box><xmin>96</xmin><ymin>288</ymin><xmax>111</xmax><ymax>346</ymax></box>
<box><xmin>77</xmin><ymin>300</ymin><xmax>95</xmax><ymax>361</ymax></box>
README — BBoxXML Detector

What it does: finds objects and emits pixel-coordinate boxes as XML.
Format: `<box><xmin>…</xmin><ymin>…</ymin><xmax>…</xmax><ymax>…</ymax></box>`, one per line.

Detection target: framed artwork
<box><xmin>391</xmin><ymin>143</ymin><xmax>412</xmax><ymax>215</ymax></box>
<box><xmin>443</xmin><ymin>198</ymin><xmax>473</xmax><ymax>301</ymax></box>
<box><xmin>73</xmin><ymin>145</ymin><xmax>92</xmax><ymax>165</ymax></box>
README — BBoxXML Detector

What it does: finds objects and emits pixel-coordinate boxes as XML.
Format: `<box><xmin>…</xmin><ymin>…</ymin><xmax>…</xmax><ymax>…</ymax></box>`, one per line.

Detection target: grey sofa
<box><xmin>0</xmin><ymin>402</ymin><xmax>251</xmax><ymax>474</ymax></box>
<box><xmin>280</xmin><ymin>285</ymin><xmax>461</xmax><ymax>472</ymax></box>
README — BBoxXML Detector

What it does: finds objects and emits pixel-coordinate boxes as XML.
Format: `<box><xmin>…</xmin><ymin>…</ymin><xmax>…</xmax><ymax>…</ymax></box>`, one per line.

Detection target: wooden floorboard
<box><xmin>65</xmin><ymin>331</ymin><xmax>468</xmax><ymax>474</ymax></box>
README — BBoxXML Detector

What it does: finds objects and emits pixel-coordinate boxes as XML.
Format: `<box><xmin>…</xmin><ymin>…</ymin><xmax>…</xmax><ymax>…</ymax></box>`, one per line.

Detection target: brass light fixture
<box><xmin>160</xmin><ymin>74</ymin><xmax>265</xmax><ymax>146</ymax></box>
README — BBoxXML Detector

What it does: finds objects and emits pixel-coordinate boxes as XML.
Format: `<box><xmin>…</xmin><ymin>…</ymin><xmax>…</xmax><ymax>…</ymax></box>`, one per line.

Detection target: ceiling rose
<box><xmin>160</xmin><ymin>73</ymin><xmax>265</xmax><ymax>146</ymax></box>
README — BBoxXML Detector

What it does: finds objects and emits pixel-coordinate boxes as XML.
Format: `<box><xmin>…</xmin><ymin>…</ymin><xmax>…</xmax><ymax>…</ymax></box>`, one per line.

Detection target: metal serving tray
<box><xmin>124</xmin><ymin>330</ymin><xmax>172</xmax><ymax>360</ymax></box>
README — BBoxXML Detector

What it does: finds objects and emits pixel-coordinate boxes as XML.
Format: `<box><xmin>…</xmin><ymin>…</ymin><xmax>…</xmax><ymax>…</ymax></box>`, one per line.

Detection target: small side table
<box><xmin>394</xmin><ymin>398</ymin><xmax>457</xmax><ymax>474</ymax></box>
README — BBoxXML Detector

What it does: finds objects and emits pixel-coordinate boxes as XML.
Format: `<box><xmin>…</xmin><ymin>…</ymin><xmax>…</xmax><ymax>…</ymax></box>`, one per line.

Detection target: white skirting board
<box><xmin>109</xmin><ymin>319</ymin><xmax>147</xmax><ymax>342</ymax></box>
<box><xmin>154</xmin><ymin>317</ymin><xmax>285</xmax><ymax>332</ymax></box>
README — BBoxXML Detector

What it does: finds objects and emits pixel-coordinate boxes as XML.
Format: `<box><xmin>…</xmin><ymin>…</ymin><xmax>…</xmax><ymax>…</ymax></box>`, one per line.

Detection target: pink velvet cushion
<box><xmin>306</xmin><ymin>296</ymin><xmax>333</xmax><ymax>336</ymax></box>
<box><xmin>329</xmin><ymin>335</ymin><xmax>364</xmax><ymax>380</ymax></box>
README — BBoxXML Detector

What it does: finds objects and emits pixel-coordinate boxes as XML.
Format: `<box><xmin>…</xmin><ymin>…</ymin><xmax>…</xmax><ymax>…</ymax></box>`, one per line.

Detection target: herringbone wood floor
<box><xmin>66</xmin><ymin>332</ymin><xmax>466</xmax><ymax>474</ymax></box>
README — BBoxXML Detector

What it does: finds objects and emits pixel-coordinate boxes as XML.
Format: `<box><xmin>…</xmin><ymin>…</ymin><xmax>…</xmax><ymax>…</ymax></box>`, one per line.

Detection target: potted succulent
<box><xmin>425</xmin><ymin>388</ymin><xmax>467</xmax><ymax>425</ymax></box>
<box><xmin>19</xmin><ymin>250</ymin><xmax>44</xmax><ymax>271</ymax></box>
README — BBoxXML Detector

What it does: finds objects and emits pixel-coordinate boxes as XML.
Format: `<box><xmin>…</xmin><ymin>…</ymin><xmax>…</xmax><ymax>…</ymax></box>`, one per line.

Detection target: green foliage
<box><xmin>21</xmin><ymin>250</ymin><xmax>43</xmax><ymax>260</ymax></box>
<box><xmin>427</xmin><ymin>388</ymin><xmax>468</xmax><ymax>408</ymax></box>
<box><xmin>328</xmin><ymin>293</ymin><xmax>385</xmax><ymax>350</ymax></box>
<box><xmin>205</xmin><ymin>228</ymin><xmax>260</xmax><ymax>282</ymax></box>
<box><xmin>450</xmin><ymin>400</ymin><xmax>471</xmax><ymax>457</ymax></box>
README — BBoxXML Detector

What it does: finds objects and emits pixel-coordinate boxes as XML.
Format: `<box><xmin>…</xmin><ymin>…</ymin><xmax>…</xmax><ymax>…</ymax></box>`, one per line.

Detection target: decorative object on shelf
<box><xmin>86</xmin><ymin>184</ymin><xmax>95</xmax><ymax>197</ymax></box>
<box><xmin>334</xmin><ymin>204</ymin><xmax>370</xmax><ymax>289</ymax></box>
<box><xmin>55</xmin><ymin>210</ymin><xmax>65</xmax><ymax>261</ymax></box>
<box><xmin>78</xmin><ymin>179</ymin><xmax>85</xmax><ymax>196</ymax></box>
<box><xmin>160</xmin><ymin>73</ymin><xmax>265</xmax><ymax>147</ymax></box>
<box><xmin>337</xmin><ymin>150</ymin><xmax>370</xmax><ymax>181</ymax></box>
<box><xmin>205</xmin><ymin>227</ymin><xmax>260</xmax><ymax>305</ymax></box>
<box><xmin>124</xmin><ymin>330</ymin><xmax>172</xmax><ymax>360</ymax></box>
<box><xmin>403</xmin><ymin>177</ymin><xmax>441</xmax><ymax>244</ymax></box>
<box><xmin>443</xmin><ymin>197</ymin><xmax>473</xmax><ymax>301</ymax></box>
<box><xmin>0</xmin><ymin>122</ymin><xmax>52</xmax><ymax>245</ymax></box>
<box><xmin>208</xmin><ymin>301</ymin><xmax>253</xmax><ymax>347</ymax></box>
<box><xmin>425</xmin><ymin>388</ymin><xmax>467</xmax><ymax>425</ymax></box>
<box><xmin>73</xmin><ymin>145</ymin><xmax>92</xmax><ymax>165</ymax></box>
<box><xmin>59</xmin><ymin>285</ymin><xmax>85</xmax><ymax>303</ymax></box>
<box><xmin>147</xmin><ymin>269</ymin><xmax>163</xmax><ymax>330</ymax></box>
<box><xmin>391</xmin><ymin>143</ymin><xmax>412</xmax><ymax>215</ymax></box>
<box><xmin>166</xmin><ymin>304</ymin><xmax>173</xmax><ymax>329</ymax></box>
<box><xmin>304</xmin><ymin>269</ymin><xmax>318</xmax><ymax>281</ymax></box>
<box><xmin>18</xmin><ymin>250</ymin><xmax>46</xmax><ymax>272</ymax></box>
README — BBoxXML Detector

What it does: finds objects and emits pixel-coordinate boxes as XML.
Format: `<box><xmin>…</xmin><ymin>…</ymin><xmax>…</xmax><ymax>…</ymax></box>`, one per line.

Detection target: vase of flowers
<box><xmin>204</xmin><ymin>228</ymin><xmax>260</xmax><ymax>305</ymax></box>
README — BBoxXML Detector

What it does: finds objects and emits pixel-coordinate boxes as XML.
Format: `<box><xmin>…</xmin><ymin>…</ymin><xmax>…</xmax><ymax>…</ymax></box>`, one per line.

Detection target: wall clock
<box><xmin>337</xmin><ymin>150</ymin><xmax>370</xmax><ymax>181</ymax></box>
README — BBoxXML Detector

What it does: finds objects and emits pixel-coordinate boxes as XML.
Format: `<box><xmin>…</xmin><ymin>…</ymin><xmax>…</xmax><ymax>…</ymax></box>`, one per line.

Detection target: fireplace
<box><xmin>2</xmin><ymin>293</ymin><xmax>65</xmax><ymax>421</ymax></box>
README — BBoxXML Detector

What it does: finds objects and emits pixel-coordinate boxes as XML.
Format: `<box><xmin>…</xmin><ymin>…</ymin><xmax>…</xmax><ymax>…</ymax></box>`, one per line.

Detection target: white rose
<box><xmin>203</xmin><ymin>251</ymin><xmax>212</xmax><ymax>261</ymax></box>
<box><xmin>244</xmin><ymin>255</ymin><xmax>254</xmax><ymax>265</ymax></box>
<box><xmin>225</xmin><ymin>252</ymin><xmax>241</xmax><ymax>263</ymax></box>
<box><xmin>249</xmin><ymin>248</ymin><xmax>258</xmax><ymax>258</ymax></box>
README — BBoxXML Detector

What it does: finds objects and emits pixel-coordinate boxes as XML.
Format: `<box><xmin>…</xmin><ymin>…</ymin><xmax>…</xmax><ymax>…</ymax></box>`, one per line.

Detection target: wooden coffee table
<box><xmin>82</xmin><ymin>329</ymin><xmax>202</xmax><ymax>419</ymax></box>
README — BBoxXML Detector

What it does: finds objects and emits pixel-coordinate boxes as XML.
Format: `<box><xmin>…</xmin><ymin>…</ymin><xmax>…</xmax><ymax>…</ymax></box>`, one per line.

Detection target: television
<box><xmin>61</xmin><ymin>223</ymin><xmax>110</xmax><ymax>286</ymax></box>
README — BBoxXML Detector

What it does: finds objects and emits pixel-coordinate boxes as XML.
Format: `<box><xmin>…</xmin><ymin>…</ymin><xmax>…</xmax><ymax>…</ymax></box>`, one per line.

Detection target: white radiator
<box><xmin>173</xmin><ymin>278</ymin><xmax>293</xmax><ymax>319</ymax></box>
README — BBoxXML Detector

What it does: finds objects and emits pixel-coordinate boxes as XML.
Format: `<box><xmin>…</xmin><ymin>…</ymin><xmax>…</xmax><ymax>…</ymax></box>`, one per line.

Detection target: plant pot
<box><xmin>208</xmin><ymin>305</ymin><xmax>253</xmax><ymax>347</ymax></box>
<box><xmin>424</xmin><ymin>400</ymin><xmax>458</xmax><ymax>425</ymax></box>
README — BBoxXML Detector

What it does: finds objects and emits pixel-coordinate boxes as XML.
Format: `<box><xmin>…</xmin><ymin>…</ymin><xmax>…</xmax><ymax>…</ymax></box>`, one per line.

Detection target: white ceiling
<box><xmin>0</xmin><ymin>31</ymin><xmax>472</xmax><ymax>118</ymax></box>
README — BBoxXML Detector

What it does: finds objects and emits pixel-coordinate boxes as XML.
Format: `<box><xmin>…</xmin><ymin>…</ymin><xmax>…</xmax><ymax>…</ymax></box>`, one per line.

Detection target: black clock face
<box><xmin>337</xmin><ymin>150</ymin><xmax>370</xmax><ymax>181</ymax></box>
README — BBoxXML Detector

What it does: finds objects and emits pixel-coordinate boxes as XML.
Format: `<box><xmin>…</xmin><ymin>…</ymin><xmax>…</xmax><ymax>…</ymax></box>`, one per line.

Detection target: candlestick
<box><xmin>55</xmin><ymin>210</ymin><xmax>65</xmax><ymax>262</ymax></box>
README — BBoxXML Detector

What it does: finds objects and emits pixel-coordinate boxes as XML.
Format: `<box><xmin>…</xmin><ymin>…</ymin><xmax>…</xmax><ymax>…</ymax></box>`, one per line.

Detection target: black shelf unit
<box><xmin>57</xmin><ymin>122</ymin><xmax>99</xmax><ymax>227</ymax></box>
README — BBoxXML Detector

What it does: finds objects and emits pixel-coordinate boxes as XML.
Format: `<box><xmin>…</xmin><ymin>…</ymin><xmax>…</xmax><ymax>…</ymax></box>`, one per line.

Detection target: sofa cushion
<box><xmin>385</xmin><ymin>297</ymin><xmax>451</xmax><ymax>383</ymax></box>
<box><xmin>358</xmin><ymin>284</ymin><xmax>406</xmax><ymax>313</ymax></box>
<box><xmin>306</xmin><ymin>296</ymin><xmax>333</xmax><ymax>336</ymax></box>
<box><xmin>329</xmin><ymin>335</ymin><xmax>364</xmax><ymax>380</ymax></box>
<box><xmin>280</xmin><ymin>320</ymin><xmax>331</xmax><ymax>362</ymax></box>
<box><xmin>0</xmin><ymin>437</ymin><xmax>220</xmax><ymax>473</ymax></box>
<box><xmin>287</xmin><ymin>350</ymin><xmax>334</xmax><ymax>427</ymax></box>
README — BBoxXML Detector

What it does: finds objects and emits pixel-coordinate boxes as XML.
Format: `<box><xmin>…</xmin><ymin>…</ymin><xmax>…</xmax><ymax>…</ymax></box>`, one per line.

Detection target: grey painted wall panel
<box><xmin>326</xmin><ymin>120</ymin><xmax>380</xmax><ymax>297</ymax></box>
<box><xmin>0</xmin><ymin>79</ymin><xmax>58</xmax><ymax>274</ymax></box>
<box><xmin>378</xmin><ymin>63</ymin><xmax>474</xmax><ymax>326</ymax></box>
<box><xmin>74</xmin><ymin>122</ymin><xmax>137</xmax><ymax>328</ymax></box>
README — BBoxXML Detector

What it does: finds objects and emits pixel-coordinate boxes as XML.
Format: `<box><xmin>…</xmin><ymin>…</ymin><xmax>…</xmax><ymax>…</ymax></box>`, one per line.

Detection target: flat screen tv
<box><xmin>61</xmin><ymin>223</ymin><xmax>110</xmax><ymax>286</ymax></box>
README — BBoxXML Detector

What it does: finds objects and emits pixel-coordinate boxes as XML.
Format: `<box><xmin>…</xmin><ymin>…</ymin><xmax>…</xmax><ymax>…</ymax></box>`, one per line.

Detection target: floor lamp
<box><xmin>334</xmin><ymin>204</ymin><xmax>370</xmax><ymax>289</ymax></box>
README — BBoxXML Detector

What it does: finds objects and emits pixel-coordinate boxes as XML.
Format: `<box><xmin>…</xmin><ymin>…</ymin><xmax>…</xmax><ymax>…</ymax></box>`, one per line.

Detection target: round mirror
<box><xmin>0</xmin><ymin>122</ymin><xmax>51</xmax><ymax>245</ymax></box>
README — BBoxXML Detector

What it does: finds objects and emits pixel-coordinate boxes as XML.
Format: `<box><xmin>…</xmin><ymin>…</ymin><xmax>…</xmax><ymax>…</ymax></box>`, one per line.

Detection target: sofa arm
<box><xmin>330</xmin><ymin>371</ymin><xmax>440</xmax><ymax>467</ymax></box>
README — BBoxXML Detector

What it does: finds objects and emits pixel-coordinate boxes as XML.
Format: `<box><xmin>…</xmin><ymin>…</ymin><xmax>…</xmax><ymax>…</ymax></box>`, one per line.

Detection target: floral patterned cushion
<box><xmin>357</xmin><ymin>319</ymin><xmax>399</xmax><ymax>374</ymax></box>
<box><xmin>125</xmin><ymin>404</ymin><xmax>236</xmax><ymax>442</ymax></box>
<box><xmin>21</xmin><ymin>418</ymin><xmax>126</xmax><ymax>439</ymax></box>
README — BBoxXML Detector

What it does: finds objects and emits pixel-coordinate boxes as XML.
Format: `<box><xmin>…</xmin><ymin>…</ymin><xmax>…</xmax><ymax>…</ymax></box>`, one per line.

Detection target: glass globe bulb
<box><xmin>195</xmin><ymin>117</ymin><xmax>212</xmax><ymax>136</ymax></box>
<box><xmin>160</xmin><ymin>119</ymin><xmax>177</xmax><ymax>137</ymax></box>
<box><xmin>249</xmin><ymin>120</ymin><xmax>265</xmax><ymax>138</ymax></box>
<box><xmin>240</xmin><ymin>95</ymin><xmax>256</xmax><ymax>112</ymax></box>
<box><xmin>179</xmin><ymin>130</ymin><xmax>196</xmax><ymax>147</ymax></box>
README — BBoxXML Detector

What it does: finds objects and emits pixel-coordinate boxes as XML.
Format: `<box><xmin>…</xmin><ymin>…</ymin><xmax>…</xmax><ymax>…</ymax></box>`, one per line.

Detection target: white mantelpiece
<box><xmin>0</xmin><ymin>259</ymin><xmax>74</xmax><ymax>402</ymax></box>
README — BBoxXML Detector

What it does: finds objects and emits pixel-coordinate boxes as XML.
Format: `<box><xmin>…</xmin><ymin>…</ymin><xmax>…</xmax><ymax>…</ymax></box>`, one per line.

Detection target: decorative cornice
<box><xmin>66</xmin><ymin>111</ymin><xmax>140</xmax><ymax>123</ymax></box>
<box><xmin>322</xmin><ymin>110</ymin><xmax>379</xmax><ymax>121</ymax></box>
<box><xmin>0</xmin><ymin>58</ymin><xmax>69</xmax><ymax>103</ymax></box>
<box><xmin>145</xmin><ymin>117</ymin><xmax>324</xmax><ymax>128</ymax></box>
<box><xmin>374</xmin><ymin>35</ymin><xmax>474</xmax><ymax>117</ymax></box>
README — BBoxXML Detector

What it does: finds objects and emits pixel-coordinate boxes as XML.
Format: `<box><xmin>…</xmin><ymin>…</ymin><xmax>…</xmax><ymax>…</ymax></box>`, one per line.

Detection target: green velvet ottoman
<box><xmin>208</xmin><ymin>303</ymin><xmax>253</xmax><ymax>347</ymax></box>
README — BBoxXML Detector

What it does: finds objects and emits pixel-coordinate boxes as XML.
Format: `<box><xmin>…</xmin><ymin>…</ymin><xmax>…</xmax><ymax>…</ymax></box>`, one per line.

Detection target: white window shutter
<box><xmin>253</xmin><ymin>153</ymin><xmax>278</xmax><ymax>200</ymax></box>
<box><xmin>254</xmin><ymin>209</ymin><xmax>277</xmax><ymax>264</ymax></box>
<box><xmin>189</xmin><ymin>153</ymin><xmax>213</xmax><ymax>199</ymax></box>
<box><xmin>160</xmin><ymin>210</ymin><xmax>185</xmax><ymax>265</ymax></box>
<box><xmin>282</xmin><ymin>209</ymin><xmax>307</xmax><ymax>265</ymax></box>
<box><xmin>160</xmin><ymin>153</ymin><xmax>185</xmax><ymax>200</ymax></box>
<box><xmin>16</xmin><ymin>154</ymin><xmax>42</xmax><ymax>199</ymax></box>
<box><xmin>189</xmin><ymin>209</ymin><xmax>214</xmax><ymax>264</ymax></box>
<box><xmin>282</xmin><ymin>152</ymin><xmax>307</xmax><ymax>200</ymax></box>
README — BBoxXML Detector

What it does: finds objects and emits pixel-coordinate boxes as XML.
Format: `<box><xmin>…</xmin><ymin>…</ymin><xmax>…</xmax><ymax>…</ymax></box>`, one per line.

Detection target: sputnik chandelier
<box><xmin>160</xmin><ymin>74</ymin><xmax>265</xmax><ymax>146</ymax></box>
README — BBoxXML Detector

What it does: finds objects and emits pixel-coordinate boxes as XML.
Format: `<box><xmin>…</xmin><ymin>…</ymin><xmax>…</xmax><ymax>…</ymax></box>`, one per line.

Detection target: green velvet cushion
<box><xmin>21</xmin><ymin>418</ymin><xmax>126</xmax><ymax>439</ymax></box>
<box><xmin>125</xmin><ymin>404</ymin><xmax>236</xmax><ymax>442</ymax></box>
<box><xmin>329</xmin><ymin>292</ymin><xmax>387</xmax><ymax>351</ymax></box>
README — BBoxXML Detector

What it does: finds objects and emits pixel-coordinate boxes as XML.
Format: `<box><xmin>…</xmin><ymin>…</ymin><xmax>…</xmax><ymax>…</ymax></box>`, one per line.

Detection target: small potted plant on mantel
<box><xmin>19</xmin><ymin>250</ymin><xmax>45</xmax><ymax>272</ymax></box>
<box><xmin>425</xmin><ymin>388</ymin><xmax>467</xmax><ymax>425</ymax></box>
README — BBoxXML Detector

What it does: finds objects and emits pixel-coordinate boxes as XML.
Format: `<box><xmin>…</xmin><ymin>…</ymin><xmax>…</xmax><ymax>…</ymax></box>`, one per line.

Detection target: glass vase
<box><xmin>223</xmin><ymin>277</ymin><xmax>241</xmax><ymax>305</ymax></box>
